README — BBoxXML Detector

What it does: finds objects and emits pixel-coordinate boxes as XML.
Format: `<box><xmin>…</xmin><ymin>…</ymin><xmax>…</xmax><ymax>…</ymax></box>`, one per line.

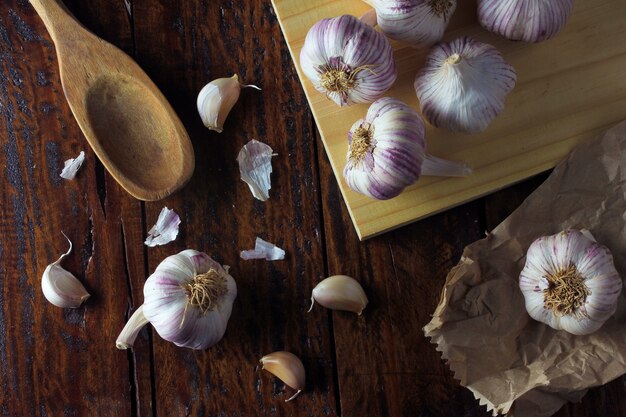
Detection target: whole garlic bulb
<box><xmin>343</xmin><ymin>97</ymin><xmax>471</xmax><ymax>200</ymax></box>
<box><xmin>300</xmin><ymin>14</ymin><xmax>397</xmax><ymax>107</ymax></box>
<box><xmin>478</xmin><ymin>0</ymin><xmax>574</xmax><ymax>43</ymax></box>
<box><xmin>414</xmin><ymin>37</ymin><xmax>516</xmax><ymax>134</ymax></box>
<box><xmin>364</xmin><ymin>0</ymin><xmax>457</xmax><ymax>47</ymax></box>
<box><xmin>116</xmin><ymin>250</ymin><xmax>237</xmax><ymax>350</ymax></box>
<box><xmin>519</xmin><ymin>230</ymin><xmax>623</xmax><ymax>336</ymax></box>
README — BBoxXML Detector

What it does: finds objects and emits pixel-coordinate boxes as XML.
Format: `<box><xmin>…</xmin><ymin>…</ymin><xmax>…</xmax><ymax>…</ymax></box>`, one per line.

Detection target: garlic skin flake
<box><xmin>365</xmin><ymin>0</ymin><xmax>457</xmax><ymax>47</ymax></box>
<box><xmin>144</xmin><ymin>207</ymin><xmax>181</xmax><ymax>247</ymax></box>
<box><xmin>237</xmin><ymin>139</ymin><xmax>275</xmax><ymax>201</ymax></box>
<box><xmin>309</xmin><ymin>275</ymin><xmax>368</xmax><ymax>315</ymax></box>
<box><xmin>519</xmin><ymin>230</ymin><xmax>623</xmax><ymax>336</ymax></box>
<box><xmin>260</xmin><ymin>351</ymin><xmax>305</xmax><ymax>402</ymax></box>
<box><xmin>60</xmin><ymin>150</ymin><xmax>85</xmax><ymax>180</ymax></box>
<box><xmin>241</xmin><ymin>237</ymin><xmax>285</xmax><ymax>261</ymax></box>
<box><xmin>300</xmin><ymin>14</ymin><xmax>397</xmax><ymax>107</ymax></box>
<box><xmin>197</xmin><ymin>74</ymin><xmax>261</xmax><ymax>133</ymax></box>
<box><xmin>42</xmin><ymin>233</ymin><xmax>90</xmax><ymax>308</ymax></box>
<box><xmin>478</xmin><ymin>0</ymin><xmax>574</xmax><ymax>43</ymax></box>
<box><xmin>343</xmin><ymin>97</ymin><xmax>471</xmax><ymax>200</ymax></box>
<box><xmin>414</xmin><ymin>37</ymin><xmax>516</xmax><ymax>134</ymax></box>
<box><xmin>116</xmin><ymin>250</ymin><xmax>237</xmax><ymax>350</ymax></box>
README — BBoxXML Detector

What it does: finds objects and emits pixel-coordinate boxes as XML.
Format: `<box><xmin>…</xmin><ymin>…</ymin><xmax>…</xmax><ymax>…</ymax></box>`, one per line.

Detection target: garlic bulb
<box><xmin>478</xmin><ymin>0</ymin><xmax>574</xmax><ymax>43</ymax></box>
<box><xmin>116</xmin><ymin>250</ymin><xmax>237</xmax><ymax>350</ymax></box>
<box><xmin>343</xmin><ymin>97</ymin><xmax>471</xmax><ymax>200</ymax></box>
<box><xmin>260</xmin><ymin>351</ymin><xmax>305</xmax><ymax>402</ymax></box>
<box><xmin>41</xmin><ymin>233</ymin><xmax>90</xmax><ymax>308</ymax></box>
<box><xmin>414</xmin><ymin>37</ymin><xmax>516</xmax><ymax>134</ymax></box>
<box><xmin>197</xmin><ymin>74</ymin><xmax>260</xmax><ymax>133</ymax></box>
<box><xmin>364</xmin><ymin>0</ymin><xmax>457</xmax><ymax>47</ymax></box>
<box><xmin>300</xmin><ymin>14</ymin><xmax>397</xmax><ymax>107</ymax></box>
<box><xmin>519</xmin><ymin>230</ymin><xmax>623</xmax><ymax>335</ymax></box>
<box><xmin>308</xmin><ymin>275</ymin><xmax>368</xmax><ymax>315</ymax></box>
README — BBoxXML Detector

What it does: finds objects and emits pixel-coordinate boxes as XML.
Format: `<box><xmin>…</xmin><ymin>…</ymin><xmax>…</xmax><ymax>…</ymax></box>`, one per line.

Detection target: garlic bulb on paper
<box><xmin>519</xmin><ymin>230</ymin><xmax>623</xmax><ymax>335</ymax></box>
<box><xmin>478</xmin><ymin>0</ymin><xmax>574</xmax><ymax>43</ymax></box>
<box><xmin>364</xmin><ymin>0</ymin><xmax>457</xmax><ymax>47</ymax></box>
<box><xmin>414</xmin><ymin>37</ymin><xmax>516</xmax><ymax>134</ymax></box>
<box><xmin>308</xmin><ymin>275</ymin><xmax>368</xmax><ymax>315</ymax></box>
<box><xmin>260</xmin><ymin>351</ymin><xmax>305</xmax><ymax>402</ymax></box>
<box><xmin>300</xmin><ymin>14</ymin><xmax>397</xmax><ymax>107</ymax></box>
<box><xmin>197</xmin><ymin>75</ymin><xmax>260</xmax><ymax>133</ymax></box>
<box><xmin>116</xmin><ymin>250</ymin><xmax>237</xmax><ymax>350</ymax></box>
<box><xmin>343</xmin><ymin>97</ymin><xmax>471</xmax><ymax>200</ymax></box>
<box><xmin>42</xmin><ymin>233</ymin><xmax>90</xmax><ymax>308</ymax></box>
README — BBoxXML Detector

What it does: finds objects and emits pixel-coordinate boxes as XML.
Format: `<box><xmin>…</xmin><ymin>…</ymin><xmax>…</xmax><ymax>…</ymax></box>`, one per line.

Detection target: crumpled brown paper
<box><xmin>423</xmin><ymin>121</ymin><xmax>626</xmax><ymax>417</ymax></box>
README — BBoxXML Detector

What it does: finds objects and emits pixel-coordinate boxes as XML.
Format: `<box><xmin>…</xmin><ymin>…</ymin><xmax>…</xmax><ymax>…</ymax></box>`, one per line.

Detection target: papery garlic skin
<box><xmin>197</xmin><ymin>75</ymin><xmax>260</xmax><ymax>133</ymax></box>
<box><xmin>519</xmin><ymin>230</ymin><xmax>622</xmax><ymax>336</ymax></box>
<box><xmin>300</xmin><ymin>14</ymin><xmax>397</xmax><ymax>107</ymax></box>
<box><xmin>42</xmin><ymin>234</ymin><xmax>90</xmax><ymax>308</ymax></box>
<box><xmin>343</xmin><ymin>97</ymin><xmax>471</xmax><ymax>200</ymax></box>
<box><xmin>415</xmin><ymin>37</ymin><xmax>516</xmax><ymax>134</ymax></box>
<box><xmin>478</xmin><ymin>0</ymin><xmax>574</xmax><ymax>43</ymax></box>
<box><xmin>309</xmin><ymin>275</ymin><xmax>368</xmax><ymax>315</ymax></box>
<box><xmin>366</xmin><ymin>0</ymin><xmax>457</xmax><ymax>47</ymax></box>
<box><xmin>117</xmin><ymin>250</ymin><xmax>237</xmax><ymax>350</ymax></box>
<box><xmin>260</xmin><ymin>351</ymin><xmax>305</xmax><ymax>402</ymax></box>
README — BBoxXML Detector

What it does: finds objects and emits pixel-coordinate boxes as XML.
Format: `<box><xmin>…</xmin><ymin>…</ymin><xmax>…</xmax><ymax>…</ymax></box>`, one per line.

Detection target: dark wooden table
<box><xmin>1</xmin><ymin>1</ymin><xmax>624</xmax><ymax>416</ymax></box>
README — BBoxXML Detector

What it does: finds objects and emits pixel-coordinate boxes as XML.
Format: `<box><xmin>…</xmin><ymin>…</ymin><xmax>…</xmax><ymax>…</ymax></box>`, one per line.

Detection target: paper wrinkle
<box><xmin>144</xmin><ymin>207</ymin><xmax>181</xmax><ymax>247</ymax></box>
<box><xmin>237</xmin><ymin>139</ymin><xmax>275</xmax><ymax>201</ymax></box>
<box><xmin>240</xmin><ymin>237</ymin><xmax>285</xmax><ymax>261</ymax></box>
<box><xmin>60</xmin><ymin>150</ymin><xmax>85</xmax><ymax>180</ymax></box>
<box><xmin>424</xmin><ymin>121</ymin><xmax>626</xmax><ymax>417</ymax></box>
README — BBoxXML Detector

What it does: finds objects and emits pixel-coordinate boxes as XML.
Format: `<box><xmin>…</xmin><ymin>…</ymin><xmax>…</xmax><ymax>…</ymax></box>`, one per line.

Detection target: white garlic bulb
<box><xmin>478</xmin><ymin>0</ymin><xmax>574</xmax><ymax>43</ymax></box>
<box><xmin>197</xmin><ymin>75</ymin><xmax>260</xmax><ymax>133</ymax></box>
<box><xmin>414</xmin><ymin>37</ymin><xmax>516</xmax><ymax>134</ymax></box>
<box><xmin>519</xmin><ymin>230</ymin><xmax>623</xmax><ymax>335</ymax></box>
<box><xmin>365</xmin><ymin>0</ymin><xmax>457</xmax><ymax>47</ymax></box>
<box><xmin>300</xmin><ymin>14</ymin><xmax>397</xmax><ymax>107</ymax></box>
<box><xmin>116</xmin><ymin>250</ymin><xmax>237</xmax><ymax>350</ymax></box>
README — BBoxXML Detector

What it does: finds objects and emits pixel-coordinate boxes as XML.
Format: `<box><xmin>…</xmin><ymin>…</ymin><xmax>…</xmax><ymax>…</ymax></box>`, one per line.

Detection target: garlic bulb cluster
<box><xmin>300</xmin><ymin>14</ymin><xmax>397</xmax><ymax>107</ymax></box>
<box><xmin>414</xmin><ymin>37</ymin><xmax>516</xmax><ymax>134</ymax></box>
<box><xmin>117</xmin><ymin>250</ymin><xmax>237</xmax><ymax>350</ymax></box>
<box><xmin>42</xmin><ymin>234</ymin><xmax>90</xmax><ymax>308</ymax></box>
<box><xmin>364</xmin><ymin>0</ymin><xmax>457</xmax><ymax>47</ymax></box>
<box><xmin>478</xmin><ymin>0</ymin><xmax>574</xmax><ymax>43</ymax></box>
<box><xmin>519</xmin><ymin>230</ymin><xmax>623</xmax><ymax>335</ymax></box>
<box><xmin>260</xmin><ymin>351</ymin><xmax>306</xmax><ymax>402</ymax></box>
<box><xmin>308</xmin><ymin>275</ymin><xmax>368</xmax><ymax>315</ymax></box>
<box><xmin>343</xmin><ymin>97</ymin><xmax>471</xmax><ymax>200</ymax></box>
<box><xmin>197</xmin><ymin>75</ymin><xmax>260</xmax><ymax>133</ymax></box>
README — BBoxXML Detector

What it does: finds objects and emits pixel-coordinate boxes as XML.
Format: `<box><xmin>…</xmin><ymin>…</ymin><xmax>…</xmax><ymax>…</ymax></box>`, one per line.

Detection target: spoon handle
<box><xmin>29</xmin><ymin>0</ymin><xmax>83</xmax><ymax>44</ymax></box>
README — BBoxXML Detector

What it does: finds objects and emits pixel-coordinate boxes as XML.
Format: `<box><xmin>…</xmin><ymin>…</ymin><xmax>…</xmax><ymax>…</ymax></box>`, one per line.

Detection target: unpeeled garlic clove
<box><xmin>41</xmin><ymin>233</ymin><xmax>90</xmax><ymax>308</ymax></box>
<box><xmin>308</xmin><ymin>275</ymin><xmax>368</xmax><ymax>315</ymax></box>
<box><xmin>197</xmin><ymin>74</ymin><xmax>260</xmax><ymax>133</ymax></box>
<box><xmin>260</xmin><ymin>351</ymin><xmax>305</xmax><ymax>402</ymax></box>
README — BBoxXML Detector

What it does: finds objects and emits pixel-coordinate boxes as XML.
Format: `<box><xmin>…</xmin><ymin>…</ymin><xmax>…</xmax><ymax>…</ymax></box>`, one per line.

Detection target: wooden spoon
<box><xmin>30</xmin><ymin>0</ymin><xmax>195</xmax><ymax>201</ymax></box>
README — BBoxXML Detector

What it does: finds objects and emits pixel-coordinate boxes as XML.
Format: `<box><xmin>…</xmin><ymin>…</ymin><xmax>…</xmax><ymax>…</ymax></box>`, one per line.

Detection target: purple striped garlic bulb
<box><xmin>519</xmin><ymin>230</ymin><xmax>623</xmax><ymax>336</ymax></box>
<box><xmin>299</xmin><ymin>14</ymin><xmax>397</xmax><ymax>107</ymax></box>
<box><xmin>343</xmin><ymin>97</ymin><xmax>471</xmax><ymax>200</ymax></box>
<box><xmin>116</xmin><ymin>250</ymin><xmax>237</xmax><ymax>350</ymax></box>
<box><xmin>414</xmin><ymin>37</ymin><xmax>516</xmax><ymax>134</ymax></box>
<box><xmin>478</xmin><ymin>0</ymin><xmax>574</xmax><ymax>43</ymax></box>
<box><xmin>363</xmin><ymin>0</ymin><xmax>457</xmax><ymax>47</ymax></box>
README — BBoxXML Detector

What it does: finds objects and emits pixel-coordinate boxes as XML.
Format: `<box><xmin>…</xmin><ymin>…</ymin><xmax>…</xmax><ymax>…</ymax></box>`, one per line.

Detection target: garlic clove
<box><xmin>197</xmin><ymin>74</ymin><xmax>260</xmax><ymax>133</ymax></box>
<box><xmin>308</xmin><ymin>275</ymin><xmax>368</xmax><ymax>315</ymax></box>
<box><xmin>41</xmin><ymin>233</ymin><xmax>90</xmax><ymax>308</ymax></box>
<box><xmin>116</xmin><ymin>305</ymin><xmax>149</xmax><ymax>350</ymax></box>
<box><xmin>414</xmin><ymin>37</ymin><xmax>516</xmax><ymax>134</ymax></box>
<box><xmin>260</xmin><ymin>351</ymin><xmax>305</xmax><ymax>402</ymax></box>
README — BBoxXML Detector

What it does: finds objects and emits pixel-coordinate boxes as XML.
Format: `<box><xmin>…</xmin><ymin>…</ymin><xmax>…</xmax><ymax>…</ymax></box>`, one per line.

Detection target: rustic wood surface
<box><xmin>0</xmin><ymin>1</ymin><xmax>624</xmax><ymax>416</ymax></box>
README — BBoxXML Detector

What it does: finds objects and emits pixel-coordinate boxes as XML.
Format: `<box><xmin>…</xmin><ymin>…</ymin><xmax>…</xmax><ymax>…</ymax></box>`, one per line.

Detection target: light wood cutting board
<box><xmin>271</xmin><ymin>0</ymin><xmax>626</xmax><ymax>240</ymax></box>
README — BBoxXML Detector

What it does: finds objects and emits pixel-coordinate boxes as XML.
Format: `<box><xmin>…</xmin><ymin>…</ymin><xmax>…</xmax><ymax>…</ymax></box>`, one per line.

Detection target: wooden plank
<box><xmin>271</xmin><ymin>0</ymin><xmax>626</xmax><ymax>239</ymax></box>
<box><xmin>132</xmin><ymin>0</ymin><xmax>338</xmax><ymax>415</ymax></box>
<box><xmin>0</xmin><ymin>0</ymin><xmax>150</xmax><ymax>415</ymax></box>
<box><xmin>317</xmin><ymin>136</ymin><xmax>488</xmax><ymax>416</ymax></box>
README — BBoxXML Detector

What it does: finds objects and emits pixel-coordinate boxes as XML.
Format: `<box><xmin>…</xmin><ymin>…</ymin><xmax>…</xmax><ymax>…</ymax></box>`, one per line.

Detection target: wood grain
<box><xmin>271</xmin><ymin>0</ymin><xmax>626</xmax><ymax>240</ymax></box>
